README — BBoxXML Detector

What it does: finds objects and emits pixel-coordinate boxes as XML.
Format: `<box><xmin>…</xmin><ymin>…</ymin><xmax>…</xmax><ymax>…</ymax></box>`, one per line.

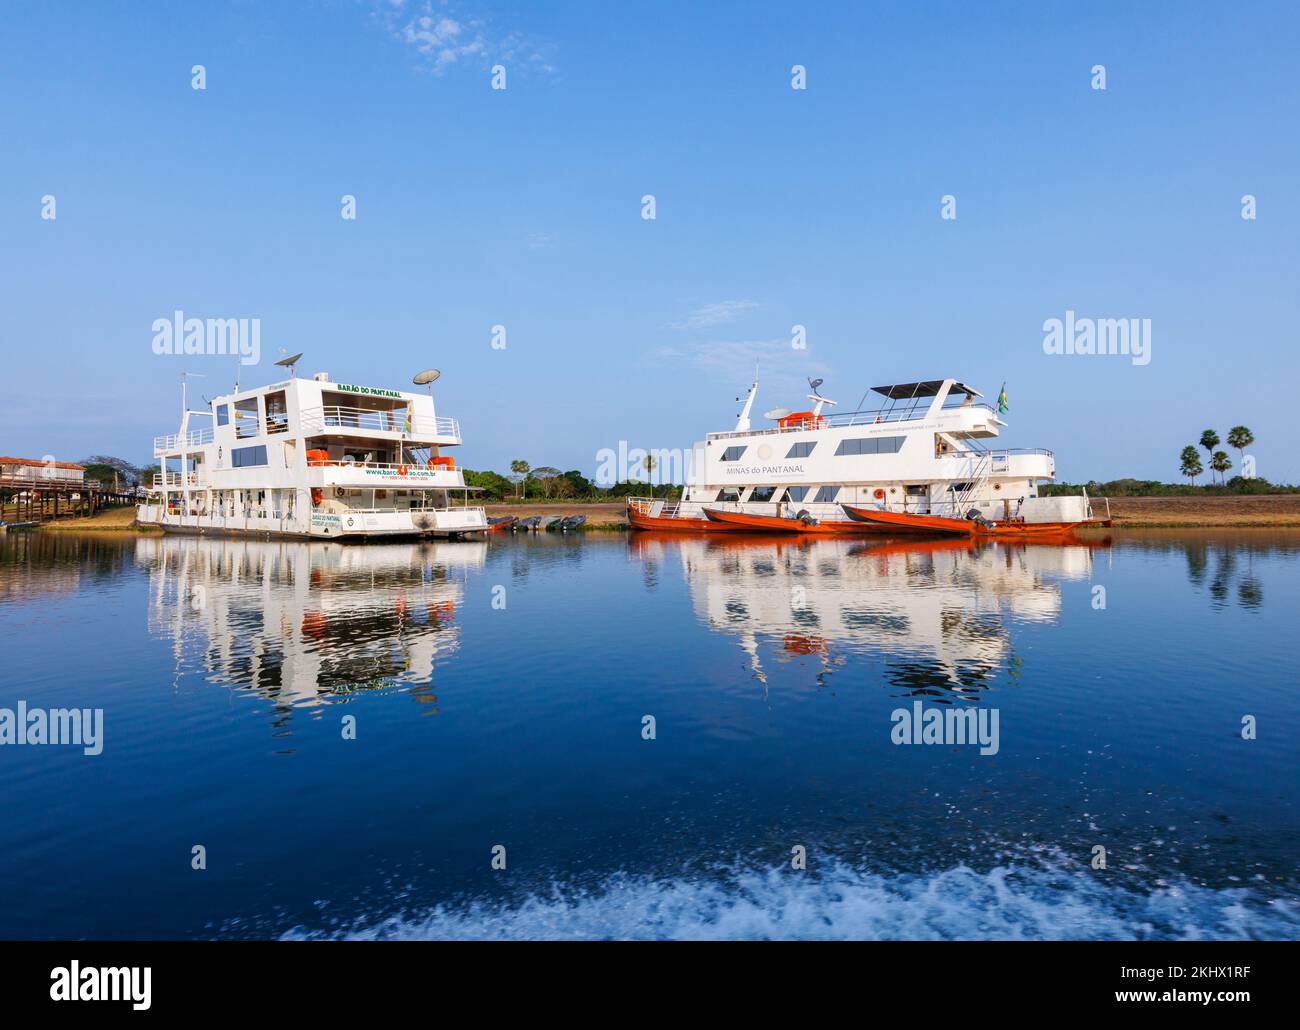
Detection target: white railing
<box><xmin>154</xmin><ymin>427</ymin><xmax>215</xmax><ymax>452</ymax></box>
<box><xmin>708</xmin><ymin>403</ymin><xmax>1004</xmax><ymax>440</ymax></box>
<box><xmin>307</xmin><ymin>458</ymin><xmax>458</xmax><ymax>473</ymax></box>
<box><xmin>299</xmin><ymin>406</ymin><xmax>462</xmax><ymax>442</ymax></box>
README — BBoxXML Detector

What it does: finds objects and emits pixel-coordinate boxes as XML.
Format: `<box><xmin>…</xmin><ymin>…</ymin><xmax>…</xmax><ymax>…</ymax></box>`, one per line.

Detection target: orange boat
<box><xmin>841</xmin><ymin>504</ymin><xmax>1097</xmax><ymax>537</ymax></box>
<box><xmin>627</xmin><ymin>500</ymin><xmax>748</xmax><ymax>532</ymax></box>
<box><xmin>702</xmin><ymin>507</ymin><xmax>882</xmax><ymax>535</ymax></box>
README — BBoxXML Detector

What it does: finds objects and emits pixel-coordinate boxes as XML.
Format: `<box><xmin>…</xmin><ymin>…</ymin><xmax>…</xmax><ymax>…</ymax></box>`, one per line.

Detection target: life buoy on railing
<box><xmin>397</xmin><ymin>465</ymin><xmax>409</xmax><ymax>476</ymax></box>
<box><xmin>873</xmin><ymin>488</ymin><xmax>886</xmax><ymax>500</ymax></box>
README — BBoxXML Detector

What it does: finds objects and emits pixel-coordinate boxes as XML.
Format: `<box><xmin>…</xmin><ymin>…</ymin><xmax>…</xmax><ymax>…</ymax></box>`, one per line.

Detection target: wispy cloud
<box><xmin>670</xmin><ymin>300</ymin><xmax>759</xmax><ymax>331</ymax></box>
<box><xmin>369</xmin><ymin>1</ymin><xmax>554</xmax><ymax>76</ymax></box>
<box><xmin>646</xmin><ymin>338</ymin><xmax>833</xmax><ymax>401</ymax></box>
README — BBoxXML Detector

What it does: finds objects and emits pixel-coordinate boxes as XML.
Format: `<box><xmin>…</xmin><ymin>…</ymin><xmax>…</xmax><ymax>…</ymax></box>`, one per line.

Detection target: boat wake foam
<box><xmin>281</xmin><ymin>861</ymin><xmax>1298</xmax><ymax>941</ymax></box>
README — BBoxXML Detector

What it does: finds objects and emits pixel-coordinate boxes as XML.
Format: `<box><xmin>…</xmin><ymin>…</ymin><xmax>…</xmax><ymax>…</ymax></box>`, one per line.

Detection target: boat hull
<box><xmin>702</xmin><ymin>507</ymin><xmax>882</xmax><ymax>535</ymax></box>
<box><xmin>627</xmin><ymin>506</ymin><xmax>748</xmax><ymax>532</ymax></box>
<box><xmin>842</xmin><ymin>504</ymin><xmax>1094</xmax><ymax>537</ymax></box>
<box><xmin>842</xmin><ymin>505</ymin><xmax>974</xmax><ymax>535</ymax></box>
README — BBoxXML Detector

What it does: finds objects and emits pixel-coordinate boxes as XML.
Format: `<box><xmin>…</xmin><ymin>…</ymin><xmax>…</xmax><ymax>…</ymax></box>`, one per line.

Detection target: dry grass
<box><xmin>36</xmin><ymin>505</ymin><xmax>160</xmax><ymax>532</ymax></box>
<box><xmin>1095</xmin><ymin>494</ymin><xmax>1300</xmax><ymax>528</ymax></box>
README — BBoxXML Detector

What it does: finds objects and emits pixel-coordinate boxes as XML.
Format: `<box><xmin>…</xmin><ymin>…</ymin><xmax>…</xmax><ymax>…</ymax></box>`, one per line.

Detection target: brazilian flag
<box><xmin>996</xmin><ymin>383</ymin><xmax>1009</xmax><ymax>414</ymax></box>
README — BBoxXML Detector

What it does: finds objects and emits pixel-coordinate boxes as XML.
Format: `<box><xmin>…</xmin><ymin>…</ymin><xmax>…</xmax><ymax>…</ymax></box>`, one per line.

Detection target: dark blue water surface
<box><xmin>0</xmin><ymin>529</ymin><xmax>1296</xmax><ymax>940</ymax></box>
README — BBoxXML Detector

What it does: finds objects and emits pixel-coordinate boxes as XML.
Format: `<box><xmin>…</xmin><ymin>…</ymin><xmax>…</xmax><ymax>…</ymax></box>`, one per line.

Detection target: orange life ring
<box><xmin>398</xmin><ymin>464</ymin><xmax>409</xmax><ymax>476</ymax></box>
<box><xmin>311</xmin><ymin>488</ymin><xmax>323</xmax><ymax>506</ymax></box>
<box><xmin>873</xmin><ymin>488</ymin><xmax>886</xmax><ymax>500</ymax></box>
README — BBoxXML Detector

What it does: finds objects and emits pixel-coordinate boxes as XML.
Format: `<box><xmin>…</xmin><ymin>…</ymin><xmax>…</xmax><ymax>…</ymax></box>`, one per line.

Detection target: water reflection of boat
<box><xmin>137</xmin><ymin>534</ymin><xmax>485</xmax><ymax>713</ymax></box>
<box><xmin>631</xmin><ymin>534</ymin><xmax>1099</xmax><ymax>691</ymax></box>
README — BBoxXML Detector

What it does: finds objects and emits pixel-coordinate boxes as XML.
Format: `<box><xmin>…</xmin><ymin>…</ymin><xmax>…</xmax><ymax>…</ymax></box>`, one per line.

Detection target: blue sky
<box><xmin>1</xmin><ymin>1</ymin><xmax>1297</xmax><ymax>482</ymax></box>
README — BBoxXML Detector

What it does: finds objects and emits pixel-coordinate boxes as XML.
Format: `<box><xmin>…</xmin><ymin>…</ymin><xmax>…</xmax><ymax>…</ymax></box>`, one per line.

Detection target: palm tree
<box><xmin>642</xmin><ymin>454</ymin><xmax>657</xmax><ymax>496</ymax></box>
<box><xmin>510</xmin><ymin>459</ymin><xmax>530</xmax><ymax>500</ymax></box>
<box><xmin>1226</xmin><ymin>426</ymin><xmax>1254</xmax><ymax>474</ymax></box>
<box><xmin>1179</xmin><ymin>445</ymin><xmax>1203</xmax><ymax>487</ymax></box>
<box><xmin>1199</xmin><ymin>430</ymin><xmax>1219</xmax><ymax>483</ymax></box>
<box><xmin>1211</xmin><ymin>450</ymin><xmax>1232</xmax><ymax>484</ymax></box>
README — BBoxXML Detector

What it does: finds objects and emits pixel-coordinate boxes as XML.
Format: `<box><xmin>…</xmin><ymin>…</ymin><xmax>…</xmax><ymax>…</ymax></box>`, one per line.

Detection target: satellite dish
<box><xmin>275</xmin><ymin>352</ymin><xmax>304</xmax><ymax>374</ymax></box>
<box><xmin>808</xmin><ymin>378</ymin><xmax>824</xmax><ymax>395</ymax></box>
<box><xmin>764</xmin><ymin>407</ymin><xmax>792</xmax><ymax>420</ymax></box>
<box><xmin>412</xmin><ymin>368</ymin><xmax>441</xmax><ymax>386</ymax></box>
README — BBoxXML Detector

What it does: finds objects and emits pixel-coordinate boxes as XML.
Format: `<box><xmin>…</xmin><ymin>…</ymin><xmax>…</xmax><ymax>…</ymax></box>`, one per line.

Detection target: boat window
<box><xmin>813</xmin><ymin>486</ymin><xmax>840</xmax><ymax>503</ymax></box>
<box><xmin>233</xmin><ymin>397</ymin><xmax>260</xmax><ymax>439</ymax></box>
<box><xmin>721</xmin><ymin>446</ymin><xmax>747</xmax><ymax>462</ymax></box>
<box><xmin>750</xmin><ymin>486</ymin><xmax>778</xmax><ymax>502</ymax></box>
<box><xmin>265</xmin><ymin>392</ymin><xmax>289</xmax><ymax>434</ymax></box>
<box><xmin>216</xmin><ymin>404</ymin><xmax>229</xmax><ymax>427</ymax></box>
<box><xmin>834</xmin><ymin>436</ymin><xmax>905</xmax><ymax>456</ymax></box>
<box><xmin>947</xmin><ymin>482</ymin><xmax>973</xmax><ymax>492</ymax></box>
<box><xmin>786</xmin><ymin>486</ymin><xmax>808</xmax><ymax>503</ymax></box>
<box><xmin>718</xmin><ymin>488</ymin><xmax>740</xmax><ymax>502</ymax></box>
<box><xmin>232</xmin><ymin>445</ymin><xmax>268</xmax><ymax>468</ymax></box>
<box><xmin>786</xmin><ymin>441</ymin><xmax>816</xmax><ymax>459</ymax></box>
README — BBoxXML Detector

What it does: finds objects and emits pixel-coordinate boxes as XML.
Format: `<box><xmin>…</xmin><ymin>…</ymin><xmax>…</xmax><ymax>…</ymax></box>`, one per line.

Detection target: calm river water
<box><xmin>0</xmin><ymin>529</ymin><xmax>1296</xmax><ymax>939</ymax></box>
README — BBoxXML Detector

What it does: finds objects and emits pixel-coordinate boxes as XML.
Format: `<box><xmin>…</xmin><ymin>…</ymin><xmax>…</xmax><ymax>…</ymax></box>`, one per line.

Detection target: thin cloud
<box><xmin>369</xmin><ymin>1</ymin><xmax>554</xmax><ymax>76</ymax></box>
<box><xmin>670</xmin><ymin>300</ymin><xmax>759</xmax><ymax>331</ymax></box>
<box><xmin>647</xmin><ymin>338</ymin><xmax>833</xmax><ymax>402</ymax></box>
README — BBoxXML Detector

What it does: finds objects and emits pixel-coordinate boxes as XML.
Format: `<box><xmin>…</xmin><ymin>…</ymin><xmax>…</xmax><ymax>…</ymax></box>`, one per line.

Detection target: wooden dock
<box><xmin>0</xmin><ymin>474</ymin><xmax>138</xmax><ymax>525</ymax></box>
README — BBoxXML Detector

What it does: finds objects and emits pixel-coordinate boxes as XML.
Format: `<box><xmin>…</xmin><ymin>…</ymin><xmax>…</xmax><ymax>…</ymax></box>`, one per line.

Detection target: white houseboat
<box><xmin>138</xmin><ymin>369</ymin><xmax>487</xmax><ymax>540</ymax></box>
<box><xmin>629</xmin><ymin>378</ymin><xmax>1102</xmax><ymax>533</ymax></box>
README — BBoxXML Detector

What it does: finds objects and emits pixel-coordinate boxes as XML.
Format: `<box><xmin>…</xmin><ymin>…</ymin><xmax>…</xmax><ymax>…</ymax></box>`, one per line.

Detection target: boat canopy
<box><xmin>871</xmin><ymin>380</ymin><xmax>982</xmax><ymax>399</ymax></box>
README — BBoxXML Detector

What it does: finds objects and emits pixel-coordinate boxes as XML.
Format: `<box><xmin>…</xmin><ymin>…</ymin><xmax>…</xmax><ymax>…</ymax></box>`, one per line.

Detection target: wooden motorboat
<box><xmin>702</xmin><ymin>507</ymin><xmax>881</xmax><ymax>535</ymax></box>
<box><xmin>626</xmin><ymin>499</ymin><xmax>748</xmax><ymax>532</ymax></box>
<box><xmin>841</xmin><ymin>504</ymin><xmax>1099</xmax><ymax>537</ymax></box>
<box><xmin>487</xmin><ymin>515</ymin><xmax>517</xmax><ymax>532</ymax></box>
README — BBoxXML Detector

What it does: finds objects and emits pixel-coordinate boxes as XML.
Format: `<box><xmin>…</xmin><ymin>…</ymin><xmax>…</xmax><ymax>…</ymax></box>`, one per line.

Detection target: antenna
<box><xmin>808</xmin><ymin>377</ymin><xmax>824</xmax><ymax>396</ymax></box>
<box><xmin>275</xmin><ymin>351</ymin><xmax>304</xmax><ymax>377</ymax></box>
<box><xmin>180</xmin><ymin>371</ymin><xmax>205</xmax><ymax>421</ymax></box>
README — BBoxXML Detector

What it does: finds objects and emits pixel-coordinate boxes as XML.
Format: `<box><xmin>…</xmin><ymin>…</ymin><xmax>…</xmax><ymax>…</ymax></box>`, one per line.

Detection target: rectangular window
<box><xmin>786</xmin><ymin>441</ymin><xmax>816</xmax><ymax>459</ymax></box>
<box><xmin>234</xmin><ymin>397</ymin><xmax>260</xmax><ymax>439</ymax></box>
<box><xmin>216</xmin><ymin>404</ymin><xmax>229</xmax><ymax>427</ymax></box>
<box><xmin>750</xmin><ymin>486</ymin><xmax>778</xmax><ymax>502</ymax></box>
<box><xmin>834</xmin><ymin>436</ymin><xmax>904</xmax><ymax>456</ymax></box>
<box><xmin>814</xmin><ymin>486</ymin><xmax>840</xmax><ymax>503</ymax></box>
<box><xmin>721</xmin><ymin>446</ymin><xmax>747</xmax><ymax>462</ymax></box>
<box><xmin>786</xmin><ymin>486</ymin><xmax>808</xmax><ymax>503</ymax></box>
<box><xmin>232</xmin><ymin>445</ymin><xmax>268</xmax><ymax>468</ymax></box>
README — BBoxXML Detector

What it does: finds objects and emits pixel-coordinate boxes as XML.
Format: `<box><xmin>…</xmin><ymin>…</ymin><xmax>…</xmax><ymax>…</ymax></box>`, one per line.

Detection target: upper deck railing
<box><xmin>299</xmin><ymin>405</ymin><xmax>462</xmax><ymax>442</ymax></box>
<box><xmin>707</xmin><ymin>402</ymin><xmax>1003</xmax><ymax>441</ymax></box>
<box><xmin>154</xmin><ymin>427</ymin><xmax>215</xmax><ymax>452</ymax></box>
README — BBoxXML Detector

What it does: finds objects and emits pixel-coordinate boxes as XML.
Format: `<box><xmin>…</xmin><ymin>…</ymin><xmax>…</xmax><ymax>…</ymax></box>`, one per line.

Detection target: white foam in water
<box><xmin>283</xmin><ymin>862</ymin><xmax>1299</xmax><ymax>941</ymax></box>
